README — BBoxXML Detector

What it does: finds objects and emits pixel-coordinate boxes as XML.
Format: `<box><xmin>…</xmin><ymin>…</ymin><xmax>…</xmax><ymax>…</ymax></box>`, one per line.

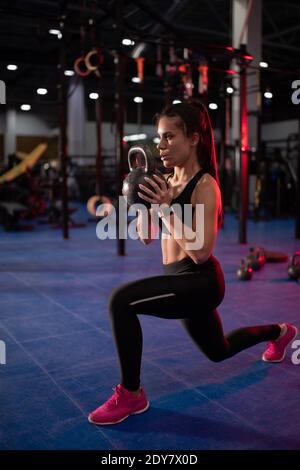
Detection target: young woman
<box><xmin>88</xmin><ymin>101</ymin><xmax>297</xmax><ymax>426</ymax></box>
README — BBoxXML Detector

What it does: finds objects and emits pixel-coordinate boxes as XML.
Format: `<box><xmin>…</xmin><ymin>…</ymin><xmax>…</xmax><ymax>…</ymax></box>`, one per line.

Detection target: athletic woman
<box><xmin>89</xmin><ymin>101</ymin><xmax>297</xmax><ymax>426</ymax></box>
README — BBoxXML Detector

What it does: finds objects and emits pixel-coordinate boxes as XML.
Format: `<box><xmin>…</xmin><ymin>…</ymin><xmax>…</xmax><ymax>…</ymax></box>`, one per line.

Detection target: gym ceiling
<box><xmin>0</xmin><ymin>0</ymin><xmax>299</xmax><ymax>126</ymax></box>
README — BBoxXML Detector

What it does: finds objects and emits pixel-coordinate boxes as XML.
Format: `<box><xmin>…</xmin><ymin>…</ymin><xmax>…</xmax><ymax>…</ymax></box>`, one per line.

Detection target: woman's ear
<box><xmin>190</xmin><ymin>132</ymin><xmax>200</xmax><ymax>146</ymax></box>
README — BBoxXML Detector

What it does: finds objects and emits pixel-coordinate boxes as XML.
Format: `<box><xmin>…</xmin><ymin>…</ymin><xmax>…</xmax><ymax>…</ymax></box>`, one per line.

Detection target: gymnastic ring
<box><xmin>74</xmin><ymin>56</ymin><xmax>91</xmax><ymax>77</ymax></box>
<box><xmin>87</xmin><ymin>195</ymin><xmax>113</xmax><ymax>217</ymax></box>
<box><xmin>85</xmin><ymin>49</ymin><xmax>103</xmax><ymax>72</ymax></box>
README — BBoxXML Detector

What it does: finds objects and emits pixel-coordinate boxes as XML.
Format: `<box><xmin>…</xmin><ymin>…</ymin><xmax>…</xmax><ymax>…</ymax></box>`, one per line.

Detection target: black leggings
<box><xmin>108</xmin><ymin>256</ymin><xmax>280</xmax><ymax>391</ymax></box>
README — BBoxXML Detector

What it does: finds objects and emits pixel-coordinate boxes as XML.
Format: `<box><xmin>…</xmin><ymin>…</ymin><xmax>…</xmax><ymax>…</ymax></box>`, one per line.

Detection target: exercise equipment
<box><xmin>87</xmin><ymin>195</ymin><xmax>113</xmax><ymax>217</ymax></box>
<box><xmin>247</xmin><ymin>245</ymin><xmax>288</xmax><ymax>264</ymax></box>
<box><xmin>255</xmin><ymin>141</ymin><xmax>298</xmax><ymax>220</ymax></box>
<box><xmin>287</xmin><ymin>252</ymin><xmax>300</xmax><ymax>280</ymax></box>
<box><xmin>237</xmin><ymin>245</ymin><xmax>290</xmax><ymax>281</ymax></box>
<box><xmin>236</xmin><ymin>259</ymin><xmax>253</xmax><ymax>281</ymax></box>
<box><xmin>122</xmin><ymin>146</ymin><xmax>164</xmax><ymax>208</ymax></box>
<box><xmin>264</xmin><ymin>249</ymin><xmax>288</xmax><ymax>263</ymax></box>
<box><xmin>0</xmin><ymin>202</ymin><xmax>28</xmax><ymax>231</ymax></box>
<box><xmin>246</xmin><ymin>246</ymin><xmax>266</xmax><ymax>271</ymax></box>
<box><xmin>74</xmin><ymin>48</ymin><xmax>103</xmax><ymax>77</ymax></box>
<box><xmin>0</xmin><ymin>145</ymin><xmax>49</xmax><ymax>230</ymax></box>
<box><xmin>0</xmin><ymin>143</ymin><xmax>47</xmax><ymax>183</ymax></box>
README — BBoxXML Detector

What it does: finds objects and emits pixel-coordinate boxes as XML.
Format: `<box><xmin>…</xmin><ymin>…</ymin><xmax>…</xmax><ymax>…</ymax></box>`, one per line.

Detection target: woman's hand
<box><xmin>138</xmin><ymin>175</ymin><xmax>174</xmax><ymax>207</ymax></box>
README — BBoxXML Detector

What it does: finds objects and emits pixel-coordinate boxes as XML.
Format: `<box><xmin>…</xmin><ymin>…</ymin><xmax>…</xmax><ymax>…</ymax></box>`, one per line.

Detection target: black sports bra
<box><xmin>159</xmin><ymin>169</ymin><xmax>206</xmax><ymax>231</ymax></box>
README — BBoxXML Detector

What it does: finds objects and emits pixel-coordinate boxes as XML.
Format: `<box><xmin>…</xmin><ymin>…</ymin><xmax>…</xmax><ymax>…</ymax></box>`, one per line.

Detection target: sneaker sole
<box><xmin>262</xmin><ymin>326</ymin><xmax>298</xmax><ymax>363</ymax></box>
<box><xmin>88</xmin><ymin>401</ymin><xmax>150</xmax><ymax>426</ymax></box>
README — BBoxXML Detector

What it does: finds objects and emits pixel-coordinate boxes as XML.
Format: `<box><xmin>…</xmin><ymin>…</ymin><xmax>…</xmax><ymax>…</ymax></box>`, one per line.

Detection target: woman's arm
<box><xmin>136</xmin><ymin>208</ymin><xmax>159</xmax><ymax>245</ymax></box>
<box><xmin>136</xmin><ymin>174</ymin><xmax>170</xmax><ymax>245</ymax></box>
<box><xmin>160</xmin><ymin>179</ymin><xmax>221</xmax><ymax>263</ymax></box>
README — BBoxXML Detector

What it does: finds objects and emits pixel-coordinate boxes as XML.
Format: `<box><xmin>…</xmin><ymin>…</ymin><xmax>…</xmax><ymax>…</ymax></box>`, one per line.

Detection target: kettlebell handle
<box><xmin>128</xmin><ymin>147</ymin><xmax>149</xmax><ymax>172</ymax></box>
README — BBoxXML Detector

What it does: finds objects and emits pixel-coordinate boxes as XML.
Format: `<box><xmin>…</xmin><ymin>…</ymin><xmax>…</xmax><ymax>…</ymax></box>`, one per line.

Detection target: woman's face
<box><xmin>157</xmin><ymin>116</ymin><xmax>197</xmax><ymax>169</ymax></box>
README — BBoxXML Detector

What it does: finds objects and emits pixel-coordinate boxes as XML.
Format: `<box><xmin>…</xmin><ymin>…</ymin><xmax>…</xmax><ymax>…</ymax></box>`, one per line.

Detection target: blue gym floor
<box><xmin>0</xmin><ymin>212</ymin><xmax>299</xmax><ymax>450</ymax></box>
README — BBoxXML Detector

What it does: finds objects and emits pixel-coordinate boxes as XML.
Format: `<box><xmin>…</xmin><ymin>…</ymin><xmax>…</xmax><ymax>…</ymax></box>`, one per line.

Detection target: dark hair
<box><xmin>155</xmin><ymin>100</ymin><xmax>223</xmax><ymax>228</ymax></box>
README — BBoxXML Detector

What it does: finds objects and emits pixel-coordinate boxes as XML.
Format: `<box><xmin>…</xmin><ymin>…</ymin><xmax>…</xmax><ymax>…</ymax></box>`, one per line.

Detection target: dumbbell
<box><xmin>288</xmin><ymin>252</ymin><xmax>300</xmax><ymax>280</ymax></box>
<box><xmin>246</xmin><ymin>246</ymin><xmax>266</xmax><ymax>271</ymax></box>
<box><xmin>236</xmin><ymin>259</ymin><xmax>253</xmax><ymax>281</ymax></box>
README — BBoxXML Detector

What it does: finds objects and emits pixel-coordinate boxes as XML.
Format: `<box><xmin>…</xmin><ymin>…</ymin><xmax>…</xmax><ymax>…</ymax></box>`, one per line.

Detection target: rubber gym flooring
<box><xmin>0</xmin><ymin>212</ymin><xmax>299</xmax><ymax>450</ymax></box>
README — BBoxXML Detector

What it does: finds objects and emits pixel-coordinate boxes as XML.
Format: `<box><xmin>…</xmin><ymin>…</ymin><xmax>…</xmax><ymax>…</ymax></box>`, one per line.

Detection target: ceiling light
<box><xmin>37</xmin><ymin>88</ymin><xmax>48</xmax><ymax>95</ymax></box>
<box><xmin>123</xmin><ymin>134</ymin><xmax>147</xmax><ymax>142</ymax></box>
<box><xmin>49</xmin><ymin>29</ymin><xmax>60</xmax><ymax>35</ymax></box>
<box><xmin>259</xmin><ymin>61</ymin><xmax>268</xmax><ymax>68</ymax></box>
<box><xmin>89</xmin><ymin>92</ymin><xmax>99</xmax><ymax>100</ymax></box>
<box><xmin>122</xmin><ymin>38</ymin><xmax>135</xmax><ymax>46</ymax></box>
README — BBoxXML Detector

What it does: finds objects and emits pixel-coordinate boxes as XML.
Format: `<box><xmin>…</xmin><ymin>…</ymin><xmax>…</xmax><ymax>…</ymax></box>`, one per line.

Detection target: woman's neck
<box><xmin>172</xmin><ymin>160</ymin><xmax>202</xmax><ymax>184</ymax></box>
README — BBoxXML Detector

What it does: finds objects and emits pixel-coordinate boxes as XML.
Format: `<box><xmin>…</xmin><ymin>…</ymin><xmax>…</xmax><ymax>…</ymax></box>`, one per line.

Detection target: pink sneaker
<box><xmin>88</xmin><ymin>384</ymin><xmax>150</xmax><ymax>426</ymax></box>
<box><xmin>262</xmin><ymin>323</ymin><xmax>298</xmax><ymax>362</ymax></box>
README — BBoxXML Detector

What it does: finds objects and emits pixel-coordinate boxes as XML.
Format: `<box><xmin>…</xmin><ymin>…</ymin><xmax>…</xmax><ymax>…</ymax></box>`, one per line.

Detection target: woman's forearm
<box><xmin>136</xmin><ymin>208</ymin><xmax>159</xmax><ymax>244</ymax></box>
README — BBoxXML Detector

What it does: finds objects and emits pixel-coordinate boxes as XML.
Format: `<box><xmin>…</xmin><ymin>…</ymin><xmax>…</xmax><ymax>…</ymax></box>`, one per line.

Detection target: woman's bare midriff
<box><xmin>161</xmin><ymin>173</ymin><xmax>217</xmax><ymax>265</ymax></box>
<box><xmin>161</xmin><ymin>233</ymin><xmax>187</xmax><ymax>265</ymax></box>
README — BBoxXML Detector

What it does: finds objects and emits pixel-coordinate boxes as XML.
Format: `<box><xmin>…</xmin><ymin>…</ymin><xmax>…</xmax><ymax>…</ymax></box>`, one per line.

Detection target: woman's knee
<box><xmin>108</xmin><ymin>285</ymin><xmax>126</xmax><ymax>315</ymax></box>
<box><xmin>205</xmin><ymin>348</ymin><xmax>229</xmax><ymax>363</ymax></box>
<box><xmin>108</xmin><ymin>283</ymin><xmax>134</xmax><ymax>317</ymax></box>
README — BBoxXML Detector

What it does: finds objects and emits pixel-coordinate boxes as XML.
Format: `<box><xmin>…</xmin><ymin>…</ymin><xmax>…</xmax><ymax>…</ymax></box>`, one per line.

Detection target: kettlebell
<box><xmin>237</xmin><ymin>259</ymin><xmax>253</xmax><ymax>281</ymax></box>
<box><xmin>122</xmin><ymin>146</ymin><xmax>165</xmax><ymax>208</ymax></box>
<box><xmin>246</xmin><ymin>246</ymin><xmax>266</xmax><ymax>271</ymax></box>
<box><xmin>287</xmin><ymin>252</ymin><xmax>300</xmax><ymax>280</ymax></box>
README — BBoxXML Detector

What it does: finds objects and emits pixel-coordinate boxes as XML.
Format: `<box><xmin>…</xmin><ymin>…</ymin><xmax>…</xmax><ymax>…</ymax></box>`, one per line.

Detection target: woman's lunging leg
<box><xmin>109</xmin><ymin>300</ymin><xmax>143</xmax><ymax>392</ymax></box>
<box><xmin>181</xmin><ymin>309</ymin><xmax>281</xmax><ymax>362</ymax></box>
<box><xmin>109</xmin><ymin>275</ymin><xmax>224</xmax><ymax>390</ymax></box>
<box><xmin>108</xmin><ymin>275</ymin><xmax>188</xmax><ymax>392</ymax></box>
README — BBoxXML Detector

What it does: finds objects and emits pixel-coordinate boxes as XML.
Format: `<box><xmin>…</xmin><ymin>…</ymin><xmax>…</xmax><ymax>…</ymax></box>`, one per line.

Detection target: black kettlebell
<box><xmin>288</xmin><ymin>252</ymin><xmax>300</xmax><ymax>280</ymax></box>
<box><xmin>237</xmin><ymin>259</ymin><xmax>253</xmax><ymax>281</ymax></box>
<box><xmin>246</xmin><ymin>246</ymin><xmax>266</xmax><ymax>271</ymax></box>
<box><xmin>122</xmin><ymin>146</ymin><xmax>165</xmax><ymax>208</ymax></box>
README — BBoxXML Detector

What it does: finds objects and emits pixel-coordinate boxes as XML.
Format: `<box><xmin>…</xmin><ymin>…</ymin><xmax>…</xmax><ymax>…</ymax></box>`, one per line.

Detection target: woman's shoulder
<box><xmin>194</xmin><ymin>173</ymin><xmax>222</xmax><ymax>211</ymax></box>
<box><xmin>197</xmin><ymin>172</ymin><xmax>219</xmax><ymax>192</ymax></box>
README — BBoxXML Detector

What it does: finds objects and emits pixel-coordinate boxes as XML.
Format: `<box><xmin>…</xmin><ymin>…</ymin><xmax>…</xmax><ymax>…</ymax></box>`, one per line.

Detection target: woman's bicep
<box><xmin>193</xmin><ymin>182</ymin><xmax>219</xmax><ymax>258</ymax></box>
